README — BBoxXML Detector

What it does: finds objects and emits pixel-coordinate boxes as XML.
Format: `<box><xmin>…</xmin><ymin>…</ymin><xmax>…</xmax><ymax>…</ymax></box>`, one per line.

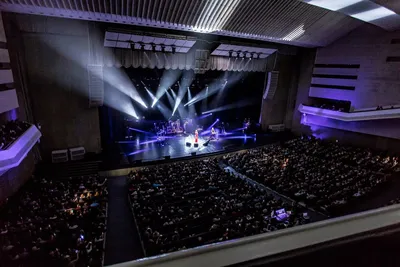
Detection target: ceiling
<box><xmin>0</xmin><ymin>0</ymin><xmax>392</xmax><ymax>47</ymax></box>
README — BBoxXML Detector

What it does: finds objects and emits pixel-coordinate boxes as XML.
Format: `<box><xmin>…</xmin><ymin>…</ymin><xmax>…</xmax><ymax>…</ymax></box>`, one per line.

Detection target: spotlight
<box><xmin>151</xmin><ymin>43</ymin><xmax>156</xmax><ymax>53</ymax></box>
<box><xmin>161</xmin><ymin>45</ymin><xmax>166</xmax><ymax>53</ymax></box>
<box><xmin>172</xmin><ymin>45</ymin><xmax>176</xmax><ymax>54</ymax></box>
<box><xmin>257</xmin><ymin>52</ymin><xmax>262</xmax><ymax>59</ymax></box>
<box><xmin>236</xmin><ymin>50</ymin><xmax>241</xmax><ymax>58</ymax></box>
<box><xmin>228</xmin><ymin>50</ymin><xmax>233</xmax><ymax>58</ymax></box>
<box><xmin>250</xmin><ymin>52</ymin><xmax>254</xmax><ymax>59</ymax></box>
<box><xmin>140</xmin><ymin>42</ymin><xmax>145</xmax><ymax>51</ymax></box>
<box><xmin>130</xmin><ymin>42</ymin><xmax>135</xmax><ymax>50</ymax></box>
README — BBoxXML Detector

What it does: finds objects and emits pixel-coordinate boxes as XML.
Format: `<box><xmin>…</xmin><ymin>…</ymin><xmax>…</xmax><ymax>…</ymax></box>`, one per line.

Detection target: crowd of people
<box><xmin>224</xmin><ymin>137</ymin><xmax>399</xmax><ymax>215</ymax></box>
<box><xmin>128</xmin><ymin>159</ymin><xmax>311</xmax><ymax>256</ymax></box>
<box><xmin>0</xmin><ymin>120</ymin><xmax>31</xmax><ymax>150</ymax></box>
<box><xmin>0</xmin><ymin>175</ymin><xmax>108</xmax><ymax>267</ymax></box>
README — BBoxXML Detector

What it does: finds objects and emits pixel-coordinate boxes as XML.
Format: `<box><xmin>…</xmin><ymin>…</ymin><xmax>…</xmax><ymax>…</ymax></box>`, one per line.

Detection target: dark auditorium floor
<box><xmin>104</xmin><ymin>176</ymin><xmax>144</xmax><ymax>265</ymax></box>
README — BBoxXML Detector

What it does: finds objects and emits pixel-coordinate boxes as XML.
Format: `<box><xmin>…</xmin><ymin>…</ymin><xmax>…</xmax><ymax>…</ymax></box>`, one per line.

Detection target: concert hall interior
<box><xmin>2</xmin><ymin>1</ymin><xmax>400</xmax><ymax>267</ymax></box>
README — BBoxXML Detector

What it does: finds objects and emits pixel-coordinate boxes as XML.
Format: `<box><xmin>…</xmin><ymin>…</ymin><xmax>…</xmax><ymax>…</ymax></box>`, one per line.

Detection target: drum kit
<box><xmin>154</xmin><ymin>118</ymin><xmax>201</xmax><ymax>136</ymax></box>
<box><xmin>167</xmin><ymin>119</ymin><xmax>183</xmax><ymax>134</ymax></box>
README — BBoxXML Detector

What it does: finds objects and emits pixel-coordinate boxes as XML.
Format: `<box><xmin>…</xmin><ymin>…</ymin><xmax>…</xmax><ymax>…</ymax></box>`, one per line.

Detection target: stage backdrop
<box><xmin>101</xmin><ymin>67</ymin><xmax>266</xmax><ymax>142</ymax></box>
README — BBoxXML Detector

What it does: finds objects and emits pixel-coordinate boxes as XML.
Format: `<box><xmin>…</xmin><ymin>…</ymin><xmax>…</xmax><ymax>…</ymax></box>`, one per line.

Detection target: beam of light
<box><xmin>106</xmin><ymin>89</ymin><xmax>139</xmax><ymax>119</ymax></box>
<box><xmin>39</xmin><ymin>31</ymin><xmax>148</xmax><ymax>118</ymax></box>
<box><xmin>350</xmin><ymin>6</ymin><xmax>395</xmax><ymax>22</ymax></box>
<box><xmin>128</xmin><ymin>127</ymin><xmax>152</xmax><ymax>135</ymax></box>
<box><xmin>219</xmin><ymin>135</ymin><xmax>248</xmax><ymax>140</ymax></box>
<box><xmin>147</xmin><ymin>88</ymin><xmax>171</xmax><ymax>120</ymax></box>
<box><xmin>281</xmin><ymin>24</ymin><xmax>305</xmax><ymax>41</ymax></box>
<box><xmin>187</xmin><ymin>88</ymin><xmax>196</xmax><ymax>117</ymax></box>
<box><xmin>166</xmin><ymin>90</ymin><xmax>175</xmax><ymax>116</ymax></box>
<box><xmin>306</xmin><ymin>0</ymin><xmax>363</xmax><ymax>11</ymax></box>
<box><xmin>198</xmin><ymin>113</ymin><xmax>213</xmax><ymax>119</ymax></box>
<box><xmin>128</xmin><ymin>148</ymin><xmax>152</xmax><ymax>156</ymax></box>
<box><xmin>170</xmin><ymin>89</ymin><xmax>188</xmax><ymax>118</ymax></box>
<box><xmin>102</xmin><ymin>68</ymin><xmax>148</xmax><ymax>109</ymax></box>
<box><xmin>199</xmin><ymin>112</ymin><xmax>213</xmax><ymax>117</ymax></box>
<box><xmin>139</xmin><ymin>140</ymin><xmax>160</xmax><ymax>145</ymax></box>
<box><xmin>202</xmin><ymin>99</ymin><xmax>255</xmax><ymax>114</ymax></box>
<box><xmin>173</xmin><ymin>72</ymin><xmax>194</xmax><ymax>115</ymax></box>
<box><xmin>146</xmin><ymin>88</ymin><xmax>157</xmax><ymax>105</ymax></box>
<box><xmin>184</xmin><ymin>84</ymin><xmax>221</xmax><ymax>107</ymax></box>
<box><xmin>232</xmin><ymin>127</ymin><xmax>247</xmax><ymax>131</ymax></box>
<box><xmin>152</xmin><ymin>70</ymin><xmax>182</xmax><ymax>107</ymax></box>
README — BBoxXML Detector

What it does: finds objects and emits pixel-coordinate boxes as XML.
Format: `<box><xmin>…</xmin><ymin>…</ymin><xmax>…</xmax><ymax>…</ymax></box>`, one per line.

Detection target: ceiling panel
<box><xmin>3</xmin><ymin>0</ymin><xmax>397</xmax><ymax>47</ymax></box>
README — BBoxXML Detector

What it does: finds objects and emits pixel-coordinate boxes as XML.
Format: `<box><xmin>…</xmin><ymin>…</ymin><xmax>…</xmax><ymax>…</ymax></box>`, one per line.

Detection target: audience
<box><xmin>0</xmin><ymin>120</ymin><xmax>31</xmax><ymax>150</ymax></box>
<box><xmin>0</xmin><ymin>175</ymin><xmax>108</xmax><ymax>267</ymax></box>
<box><xmin>223</xmin><ymin>137</ymin><xmax>399</xmax><ymax>215</ymax></box>
<box><xmin>128</xmin><ymin>159</ymin><xmax>310</xmax><ymax>256</ymax></box>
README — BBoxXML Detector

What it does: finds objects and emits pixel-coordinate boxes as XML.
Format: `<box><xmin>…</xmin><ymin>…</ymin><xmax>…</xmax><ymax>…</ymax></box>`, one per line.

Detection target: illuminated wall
<box><xmin>310</xmin><ymin>24</ymin><xmax>400</xmax><ymax>109</ymax></box>
<box><xmin>292</xmin><ymin>24</ymin><xmax>400</xmax><ymax>144</ymax></box>
<box><xmin>5</xmin><ymin>14</ymin><xmax>102</xmax><ymax>158</ymax></box>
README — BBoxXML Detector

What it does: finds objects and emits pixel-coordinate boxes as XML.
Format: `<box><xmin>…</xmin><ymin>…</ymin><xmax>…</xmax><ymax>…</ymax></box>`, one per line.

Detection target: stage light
<box><xmin>236</xmin><ymin>50</ymin><xmax>241</xmax><ymax>58</ymax></box>
<box><xmin>250</xmin><ymin>53</ymin><xmax>254</xmax><ymax>59</ymax></box>
<box><xmin>130</xmin><ymin>42</ymin><xmax>135</xmax><ymax>50</ymax></box>
<box><xmin>228</xmin><ymin>50</ymin><xmax>233</xmax><ymax>58</ymax></box>
<box><xmin>140</xmin><ymin>42</ymin><xmax>145</xmax><ymax>51</ymax></box>
<box><xmin>172</xmin><ymin>45</ymin><xmax>176</xmax><ymax>54</ymax></box>
<box><xmin>151</xmin><ymin>43</ymin><xmax>156</xmax><ymax>53</ymax></box>
<box><xmin>161</xmin><ymin>45</ymin><xmax>166</xmax><ymax>53</ymax></box>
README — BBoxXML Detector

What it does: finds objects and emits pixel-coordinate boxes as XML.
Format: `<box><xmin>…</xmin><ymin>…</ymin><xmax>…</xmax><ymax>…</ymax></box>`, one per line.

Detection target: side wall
<box><xmin>291</xmin><ymin>25</ymin><xmax>400</xmax><ymax>150</ymax></box>
<box><xmin>311</xmin><ymin>24</ymin><xmax>400</xmax><ymax>109</ymax></box>
<box><xmin>0</xmin><ymin>12</ymin><xmax>35</xmax><ymax>202</ymax></box>
<box><xmin>5</xmin><ymin>14</ymin><xmax>102</xmax><ymax>159</ymax></box>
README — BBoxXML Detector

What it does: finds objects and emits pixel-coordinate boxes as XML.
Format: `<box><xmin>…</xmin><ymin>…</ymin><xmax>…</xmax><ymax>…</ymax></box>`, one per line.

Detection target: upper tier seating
<box><xmin>0</xmin><ymin>120</ymin><xmax>31</xmax><ymax>150</ymax></box>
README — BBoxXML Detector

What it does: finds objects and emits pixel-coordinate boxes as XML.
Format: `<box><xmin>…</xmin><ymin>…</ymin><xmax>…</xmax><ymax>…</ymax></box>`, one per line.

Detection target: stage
<box><xmin>116</xmin><ymin>132</ymin><xmax>281</xmax><ymax>164</ymax></box>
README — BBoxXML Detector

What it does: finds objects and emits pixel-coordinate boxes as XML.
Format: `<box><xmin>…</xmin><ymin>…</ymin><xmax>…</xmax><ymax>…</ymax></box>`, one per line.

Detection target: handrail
<box><xmin>298</xmin><ymin>104</ymin><xmax>400</xmax><ymax>121</ymax></box>
<box><xmin>0</xmin><ymin>125</ymin><xmax>41</xmax><ymax>171</ymax></box>
<box><xmin>106</xmin><ymin>204</ymin><xmax>400</xmax><ymax>267</ymax></box>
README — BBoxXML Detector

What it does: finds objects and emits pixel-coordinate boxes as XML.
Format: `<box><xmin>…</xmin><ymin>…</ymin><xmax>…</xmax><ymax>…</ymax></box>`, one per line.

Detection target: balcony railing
<box><xmin>298</xmin><ymin>104</ymin><xmax>400</xmax><ymax>121</ymax></box>
<box><xmin>107</xmin><ymin>204</ymin><xmax>400</xmax><ymax>267</ymax></box>
<box><xmin>0</xmin><ymin>125</ymin><xmax>41</xmax><ymax>172</ymax></box>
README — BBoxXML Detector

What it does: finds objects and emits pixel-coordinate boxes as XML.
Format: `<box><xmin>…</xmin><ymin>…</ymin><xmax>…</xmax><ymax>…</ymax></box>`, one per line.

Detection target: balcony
<box><xmin>0</xmin><ymin>125</ymin><xmax>41</xmax><ymax>172</ymax></box>
<box><xmin>0</xmin><ymin>89</ymin><xmax>19</xmax><ymax>114</ymax></box>
<box><xmin>298</xmin><ymin>104</ymin><xmax>400</xmax><ymax>121</ymax></box>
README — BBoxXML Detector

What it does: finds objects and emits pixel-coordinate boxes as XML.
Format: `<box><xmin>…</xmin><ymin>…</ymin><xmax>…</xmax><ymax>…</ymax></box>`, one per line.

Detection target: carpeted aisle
<box><xmin>104</xmin><ymin>176</ymin><xmax>144</xmax><ymax>265</ymax></box>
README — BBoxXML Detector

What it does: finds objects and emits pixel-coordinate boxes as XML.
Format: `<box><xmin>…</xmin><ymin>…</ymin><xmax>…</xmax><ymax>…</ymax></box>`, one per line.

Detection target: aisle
<box><xmin>104</xmin><ymin>176</ymin><xmax>144</xmax><ymax>265</ymax></box>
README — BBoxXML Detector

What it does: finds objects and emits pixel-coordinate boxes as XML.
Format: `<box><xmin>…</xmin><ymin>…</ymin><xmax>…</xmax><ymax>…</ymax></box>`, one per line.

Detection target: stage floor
<box><xmin>117</xmin><ymin>133</ymin><xmax>278</xmax><ymax>164</ymax></box>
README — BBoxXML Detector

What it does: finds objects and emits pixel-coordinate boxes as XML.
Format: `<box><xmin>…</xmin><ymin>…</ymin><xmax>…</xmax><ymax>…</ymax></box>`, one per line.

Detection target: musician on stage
<box><xmin>210</xmin><ymin>127</ymin><xmax>216</xmax><ymax>139</ymax></box>
<box><xmin>194</xmin><ymin>129</ymin><xmax>199</xmax><ymax>143</ymax></box>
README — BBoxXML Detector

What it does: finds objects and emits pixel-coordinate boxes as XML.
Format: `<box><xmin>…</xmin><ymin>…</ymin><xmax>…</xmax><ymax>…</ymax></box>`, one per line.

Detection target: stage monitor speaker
<box><xmin>191</xmin><ymin>152</ymin><xmax>196</xmax><ymax>156</ymax></box>
<box><xmin>194</xmin><ymin>143</ymin><xmax>199</xmax><ymax>148</ymax></box>
<box><xmin>165</xmin><ymin>156</ymin><xmax>171</xmax><ymax>160</ymax></box>
<box><xmin>203</xmin><ymin>140</ymin><xmax>210</xmax><ymax>147</ymax></box>
<box><xmin>186</xmin><ymin>142</ymin><xmax>191</xmax><ymax>147</ymax></box>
